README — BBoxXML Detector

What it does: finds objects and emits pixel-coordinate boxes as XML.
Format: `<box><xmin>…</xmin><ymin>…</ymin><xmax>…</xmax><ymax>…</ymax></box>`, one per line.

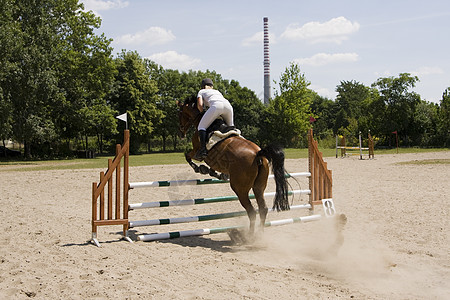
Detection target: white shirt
<box><xmin>197</xmin><ymin>89</ymin><xmax>228</xmax><ymax>107</ymax></box>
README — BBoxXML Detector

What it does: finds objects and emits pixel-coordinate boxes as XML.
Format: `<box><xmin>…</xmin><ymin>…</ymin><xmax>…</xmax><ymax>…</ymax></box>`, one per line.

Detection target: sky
<box><xmin>81</xmin><ymin>0</ymin><xmax>450</xmax><ymax>104</ymax></box>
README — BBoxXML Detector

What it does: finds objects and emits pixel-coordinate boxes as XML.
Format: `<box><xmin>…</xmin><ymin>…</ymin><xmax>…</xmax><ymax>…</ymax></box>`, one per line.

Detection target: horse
<box><xmin>177</xmin><ymin>95</ymin><xmax>290</xmax><ymax>237</ymax></box>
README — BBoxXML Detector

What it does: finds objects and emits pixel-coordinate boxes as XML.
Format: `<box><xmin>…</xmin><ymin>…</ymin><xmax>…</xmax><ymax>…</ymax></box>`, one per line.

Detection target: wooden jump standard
<box><xmin>91</xmin><ymin>129</ymin><xmax>333</xmax><ymax>246</ymax></box>
<box><xmin>336</xmin><ymin>131</ymin><xmax>374</xmax><ymax>160</ymax></box>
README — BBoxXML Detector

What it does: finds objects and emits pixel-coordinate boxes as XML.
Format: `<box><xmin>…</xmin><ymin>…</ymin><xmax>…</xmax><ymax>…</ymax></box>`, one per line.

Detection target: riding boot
<box><xmin>194</xmin><ymin>130</ymin><xmax>208</xmax><ymax>160</ymax></box>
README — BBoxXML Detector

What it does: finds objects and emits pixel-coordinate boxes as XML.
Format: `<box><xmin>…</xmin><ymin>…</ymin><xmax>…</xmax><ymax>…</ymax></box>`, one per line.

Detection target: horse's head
<box><xmin>177</xmin><ymin>95</ymin><xmax>200</xmax><ymax>138</ymax></box>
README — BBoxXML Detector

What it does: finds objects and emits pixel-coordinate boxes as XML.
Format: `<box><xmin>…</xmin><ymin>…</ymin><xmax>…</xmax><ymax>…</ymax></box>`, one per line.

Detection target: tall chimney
<box><xmin>263</xmin><ymin>17</ymin><xmax>270</xmax><ymax>105</ymax></box>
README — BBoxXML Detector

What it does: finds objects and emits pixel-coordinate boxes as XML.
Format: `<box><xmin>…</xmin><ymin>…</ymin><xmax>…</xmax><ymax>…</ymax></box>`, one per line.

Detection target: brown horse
<box><xmin>177</xmin><ymin>95</ymin><xmax>290</xmax><ymax>235</ymax></box>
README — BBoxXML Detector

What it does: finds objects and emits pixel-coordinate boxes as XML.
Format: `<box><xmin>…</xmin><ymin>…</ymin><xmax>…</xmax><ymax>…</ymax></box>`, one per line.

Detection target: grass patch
<box><xmin>284</xmin><ymin>148</ymin><xmax>335</xmax><ymax>159</ymax></box>
<box><xmin>0</xmin><ymin>152</ymin><xmax>188</xmax><ymax>172</ymax></box>
<box><xmin>397</xmin><ymin>158</ymin><xmax>450</xmax><ymax>165</ymax></box>
<box><xmin>1</xmin><ymin>147</ymin><xmax>448</xmax><ymax>172</ymax></box>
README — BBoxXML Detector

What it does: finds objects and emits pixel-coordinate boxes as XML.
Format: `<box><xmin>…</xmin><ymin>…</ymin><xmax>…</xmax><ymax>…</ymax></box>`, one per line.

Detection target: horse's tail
<box><xmin>257</xmin><ymin>145</ymin><xmax>290</xmax><ymax>211</ymax></box>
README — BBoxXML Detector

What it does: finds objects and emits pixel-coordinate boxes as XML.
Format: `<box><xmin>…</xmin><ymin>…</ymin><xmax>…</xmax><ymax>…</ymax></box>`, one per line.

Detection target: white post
<box><xmin>335</xmin><ymin>135</ymin><xmax>338</xmax><ymax>158</ymax></box>
<box><xmin>359</xmin><ymin>131</ymin><xmax>363</xmax><ymax>160</ymax></box>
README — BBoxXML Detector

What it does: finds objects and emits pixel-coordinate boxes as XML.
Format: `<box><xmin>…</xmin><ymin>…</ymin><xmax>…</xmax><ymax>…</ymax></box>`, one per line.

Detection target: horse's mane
<box><xmin>183</xmin><ymin>95</ymin><xmax>197</xmax><ymax>106</ymax></box>
<box><xmin>182</xmin><ymin>95</ymin><xmax>199</xmax><ymax>112</ymax></box>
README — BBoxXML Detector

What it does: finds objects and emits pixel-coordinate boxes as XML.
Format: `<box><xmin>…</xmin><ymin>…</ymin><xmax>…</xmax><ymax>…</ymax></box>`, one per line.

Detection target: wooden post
<box><xmin>91</xmin><ymin>129</ymin><xmax>131</xmax><ymax>246</ymax></box>
<box><xmin>308</xmin><ymin>129</ymin><xmax>313</xmax><ymax>210</ymax></box>
<box><xmin>107</xmin><ymin>159</ymin><xmax>113</xmax><ymax>219</ymax></box>
<box><xmin>341</xmin><ymin>136</ymin><xmax>346</xmax><ymax>157</ymax></box>
<box><xmin>308</xmin><ymin>129</ymin><xmax>333</xmax><ymax>209</ymax></box>
<box><xmin>115</xmin><ymin>144</ymin><xmax>121</xmax><ymax>219</ymax></box>
<box><xmin>100</xmin><ymin>172</ymin><xmax>105</xmax><ymax>220</ymax></box>
<box><xmin>123</xmin><ymin>129</ymin><xmax>130</xmax><ymax>237</ymax></box>
<box><xmin>92</xmin><ymin>182</ymin><xmax>97</xmax><ymax>234</ymax></box>
<box><xmin>368</xmin><ymin>130</ymin><xmax>375</xmax><ymax>159</ymax></box>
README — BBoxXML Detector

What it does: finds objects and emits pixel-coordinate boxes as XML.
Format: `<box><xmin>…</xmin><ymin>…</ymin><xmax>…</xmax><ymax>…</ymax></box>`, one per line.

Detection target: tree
<box><xmin>147</xmin><ymin>65</ymin><xmax>183</xmax><ymax>152</ymax></box>
<box><xmin>0</xmin><ymin>0</ymin><xmax>17</xmax><ymax>153</ymax></box>
<box><xmin>335</xmin><ymin>80</ymin><xmax>372</xmax><ymax>137</ymax></box>
<box><xmin>79</xmin><ymin>101</ymin><xmax>118</xmax><ymax>153</ymax></box>
<box><xmin>436</xmin><ymin>87</ymin><xmax>450</xmax><ymax>146</ymax></box>
<box><xmin>220</xmin><ymin>80</ymin><xmax>264</xmax><ymax>143</ymax></box>
<box><xmin>372</xmin><ymin>73</ymin><xmax>421</xmax><ymax>145</ymax></box>
<box><xmin>0</xmin><ymin>88</ymin><xmax>13</xmax><ymax>155</ymax></box>
<box><xmin>310</xmin><ymin>93</ymin><xmax>337</xmax><ymax>141</ymax></box>
<box><xmin>1</xmin><ymin>0</ymin><xmax>116</xmax><ymax>157</ymax></box>
<box><xmin>409</xmin><ymin>100</ymin><xmax>438</xmax><ymax>146</ymax></box>
<box><xmin>55</xmin><ymin>2</ymin><xmax>116</xmax><ymax>150</ymax></box>
<box><xmin>110</xmin><ymin>51</ymin><xmax>163</xmax><ymax>153</ymax></box>
<box><xmin>3</xmin><ymin>0</ymin><xmax>69</xmax><ymax>157</ymax></box>
<box><xmin>265</xmin><ymin>63</ymin><xmax>312</xmax><ymax>147</ymax></box>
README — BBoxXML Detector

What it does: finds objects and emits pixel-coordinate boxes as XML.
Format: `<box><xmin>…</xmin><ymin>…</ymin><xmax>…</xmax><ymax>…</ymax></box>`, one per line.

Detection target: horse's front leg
<box><xmin>185</xmin><ymin>151</ymin><xmax>200</xmax><ymax>173</ymax></box>
<box><xmin>185</xmin><ymin>150</ymin><xmax>210</xmax><ymax>176</ymax></box>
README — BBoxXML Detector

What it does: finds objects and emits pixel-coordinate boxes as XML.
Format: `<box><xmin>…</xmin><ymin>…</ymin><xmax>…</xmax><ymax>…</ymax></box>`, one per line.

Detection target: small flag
<box><xmin>116</xmin><ymin>112</ymin><xmax>128</xmax><ymax>129</ymax></box>
<box><xmin>116</xmin><ymin>112</ymin><xmax>127</xmax><ymax>122</ymax></box>
<box><xmin>392</xmin><ymin>131</ymin><xmax>397</xmax><ymax>134</ymax></box>
<box><xmin>309</xmin><ymin>116</ymin><xmax>316</xmax><ymax>123</ymax></box>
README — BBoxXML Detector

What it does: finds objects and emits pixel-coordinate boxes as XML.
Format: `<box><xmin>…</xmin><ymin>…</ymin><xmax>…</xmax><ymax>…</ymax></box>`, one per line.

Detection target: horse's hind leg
<box><xmin>230</xmin><ymin>182</ymin><xmax>256</xmax><ymax>234</ymax></box>
<box><xmin>253</xmin><ymin>187</ymin><xmax>268</xmax><ymax>230</ymax></box>
<box><xmin>253</xmin><ymin>163</ymin><xmax>269</xmax><ymax>230</ymax></box>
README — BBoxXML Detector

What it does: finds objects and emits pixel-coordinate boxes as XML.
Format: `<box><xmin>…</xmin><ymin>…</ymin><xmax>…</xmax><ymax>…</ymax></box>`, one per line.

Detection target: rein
<box><xmin>180</xmin><ymin>106</ymin><xmax>203</xmax><ymax>133</ymax></box>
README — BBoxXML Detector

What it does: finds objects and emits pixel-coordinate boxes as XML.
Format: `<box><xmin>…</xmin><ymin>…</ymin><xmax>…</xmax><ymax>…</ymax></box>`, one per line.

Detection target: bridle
<box><xmin>179</xmin><ymin>102</ymin><xmax>202</xmax><ymax>135</ymax></box>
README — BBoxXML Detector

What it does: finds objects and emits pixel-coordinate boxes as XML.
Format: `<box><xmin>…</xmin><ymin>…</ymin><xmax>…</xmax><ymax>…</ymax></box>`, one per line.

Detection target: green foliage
<box><xmin>334</xmin><ymin>80</ymin><xmax>372</xmax><ymax>135</ymax></box>
<box><xmin>1</xmin><ymin>2</ymin><xmax>449</xmax><ymax>159</ymax></box>
<box><xmin>222</xmin><ymin>80</ymin><xmax>264</xmax><ymax>143</ymax></box>
<box><xmin>0</xmin><ymin>0</ymin><xmax>116</xmax><ymax>157</ymax></box>
<box><xmin>265</xmin><ymin>63</ymin><xmax>312</xmax><ymax>147</ymax></box>
<box><xmin>436</xmin><ymin>88</ymin><xmax>450</xmax><ymax>146</ymax></box>
<box><xmin>310</xmin><ymin>93</ymin><xmax>336</xmax><ymax>140</ymax></box>
<box><xmin>371</xmin><ymin>73</ymin><xmax>421</xmax><ymax>145</ymax></box>
<box><xmin>110</xmin><ymin>50</ymin><xmax>163</xmax><ymax>153</ymax></box>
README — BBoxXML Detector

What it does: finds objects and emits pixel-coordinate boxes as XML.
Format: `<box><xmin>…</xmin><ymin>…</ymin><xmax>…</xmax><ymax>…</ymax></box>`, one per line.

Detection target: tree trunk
<box><xmin>173</xmin><ymin>135</ymin><xmax>177</xmax><ymax>151</ymax></box>
<box><xmin>2</xmin><ymin>140</ymin><xmax>6</xmax><ymax>158</ymax></box>
<box><xmin>162</xmin><ymin>132</ymin><xmax>166</xmax><ymax>152</ymax></box>
<box><xmin>24</xmin><ymin>140</ymin><xmax>31</xmax><ymax>158</ymax></box>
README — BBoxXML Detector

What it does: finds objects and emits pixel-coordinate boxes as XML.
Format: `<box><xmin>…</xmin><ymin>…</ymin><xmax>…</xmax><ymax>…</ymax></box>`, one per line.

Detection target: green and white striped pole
<box><xmin>137</xmin><ymin>214</ymin><xmax>322</xmax><ymax>242</ymax></box>
<box><xmin>128</xmin><ymin>189</ymin><xmax>310</xmax><ymax>210</ymax></box>
<box><xmin>129</xmin><ymin>203</ymin><xmax>312</xmax><ymax>228</ymax></box>
<box><xmin>129</xmin><ymin>172</ymin><xmax>310</xmax><ymax>189</ymax></box>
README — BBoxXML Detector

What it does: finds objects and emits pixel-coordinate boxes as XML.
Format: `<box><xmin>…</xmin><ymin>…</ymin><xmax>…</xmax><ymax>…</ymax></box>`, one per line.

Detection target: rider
<box><xmin>195</xmin><ymin>78</ymin><xmax>234</xmax><ymax>160</ymax></box>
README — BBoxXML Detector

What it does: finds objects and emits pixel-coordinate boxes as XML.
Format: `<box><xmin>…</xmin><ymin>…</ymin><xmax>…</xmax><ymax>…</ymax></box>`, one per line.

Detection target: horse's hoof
<box><xmin>199</xmin><ymin>165</ymin><xmax>209</xmax><ymax>175</ymax></box>
<box><xmin>228</xmin><ymin>229</ymin><xmax>246</xmax><ymax>245</ymax></box>
<box><xmin>219</xmin><ymin>173</ymin><xmax>229</xmax><ymax>181</ymax></box>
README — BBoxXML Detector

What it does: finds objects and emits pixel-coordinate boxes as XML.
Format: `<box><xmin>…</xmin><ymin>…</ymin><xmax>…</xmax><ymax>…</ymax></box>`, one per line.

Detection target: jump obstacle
<box><xmin>91</xmin><ymin>129</ymin><xmax>335</xmax><ymax>246</ymax></box>
<box><xmin>336</xmin><ymin>131</ymin><xmax>374</xmax><ymax>160</ymax></box>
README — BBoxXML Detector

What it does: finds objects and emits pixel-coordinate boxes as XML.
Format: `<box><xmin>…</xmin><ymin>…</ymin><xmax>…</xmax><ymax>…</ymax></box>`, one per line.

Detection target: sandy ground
<box><xmin>0</xmin><ymin>151</ymin><xmax>449</xmax><ymax>299</ymax></box>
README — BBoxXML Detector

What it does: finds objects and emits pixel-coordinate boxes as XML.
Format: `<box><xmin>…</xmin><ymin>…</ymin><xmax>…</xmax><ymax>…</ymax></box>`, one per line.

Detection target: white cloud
<box><xmin>375</xmin><ymin>67</ymin><xmax>444</xmax><ymax>78</ymax></box>
<box><xmin>115</xmin><ymin>27</ymin><xmax>175</xmax><ymax>46</ymax></box>
<box><xmin>82</xmin><ymin>0</ymin><xmax>129</xmax><ymax>14</ymax></box>
<box><xmin>410</xmin><ymin>66</ymin><xmax>444</xmax><ymax>77</ymax></box>
<box><xmin>293</xmin><ymin>53</ymin><xmax>359</xmax><ymax>66</ymax></box>
<box><xmin>310</xmin><ymin>84</ymin><xmax>337</xmax><ymax>99</ymax></box>
<box><xmin>281</xmin><ymin>16</ymin><xmax>360</xmax><ymax>44</ymax></box>
<box><xmin>147</xmin><ymin>51</ymin><xmax>201</xmax><ymax>70</ymax></box>
<box><xmin>242</xmin><ymin>31</ymin><xmax>276</xmax><ymax>47</ymax></box>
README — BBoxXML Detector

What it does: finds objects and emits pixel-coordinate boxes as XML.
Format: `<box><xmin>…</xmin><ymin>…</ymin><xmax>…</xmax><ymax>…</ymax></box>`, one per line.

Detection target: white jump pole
<box><xmin>336</xmin><ymin>135</ymin><xmax>338</xmax><ymax>158</ymax></box>
<box><xmin>137</xmin><ymin>214</ymin><xmax>322</xmax><ymax>242</ymax></box>
<box><xmin>129</xmin><ymin>172</ymin><xmax>311</xmax><ymax>189</ymax></box>
<box><xmin>359</xmin><ymin>131</ymin><xmax>362</xmax><ymax>160</ymax></box>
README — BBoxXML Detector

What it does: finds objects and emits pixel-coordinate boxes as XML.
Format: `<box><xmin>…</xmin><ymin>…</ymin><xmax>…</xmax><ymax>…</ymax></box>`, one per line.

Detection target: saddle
<box><xmin>205</xmin><ymin>119</ymin><xmax>241</xmax><ymax>150</ymax></box>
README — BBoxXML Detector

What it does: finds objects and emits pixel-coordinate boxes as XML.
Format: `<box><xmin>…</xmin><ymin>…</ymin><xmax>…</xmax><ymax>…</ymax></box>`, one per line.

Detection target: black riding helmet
<box><xmin>201</xmin><ymin>78</ymin><xmax>213</xmax><ymax>89</ymax></box>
